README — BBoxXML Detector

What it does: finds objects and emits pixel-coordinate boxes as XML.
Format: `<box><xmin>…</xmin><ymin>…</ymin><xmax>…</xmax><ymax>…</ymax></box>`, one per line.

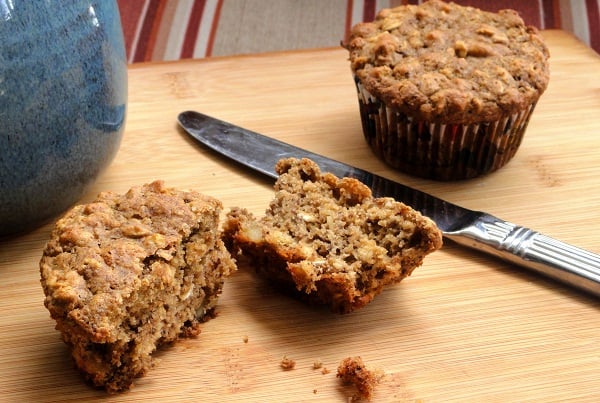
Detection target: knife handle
<box><xmin>445</xmin><ymin>213</ymin><xmax>600</xmax><ymax>297</ymax></box>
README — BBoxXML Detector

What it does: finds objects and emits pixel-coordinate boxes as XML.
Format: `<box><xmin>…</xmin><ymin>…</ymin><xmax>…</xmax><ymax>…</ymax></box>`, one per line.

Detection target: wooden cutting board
<box><xmin>1</xmin><ymin>30</ymin><xmax>599</xmax><ymax>402</ymax></box>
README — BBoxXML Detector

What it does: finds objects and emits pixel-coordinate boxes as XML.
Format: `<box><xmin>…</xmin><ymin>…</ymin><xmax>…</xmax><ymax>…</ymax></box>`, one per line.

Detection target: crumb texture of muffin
<box><xmin>337</xmin><ymin>356</ymin><xmax>382</xmax><ymax>401</ymax></box>
<box><xmin>223</xmin><ymin>158</ymin><xmax>442</xmax><ymax>314</ymax></box>
<box><xmin>40</xmin><ymin>180</ymin><xmax>236</xmax><ymax>393</ymax></box>
<box><xmin>345</xmin><ymin>0</ymin><xmax>550</xmax><ymax>180</ymax></box>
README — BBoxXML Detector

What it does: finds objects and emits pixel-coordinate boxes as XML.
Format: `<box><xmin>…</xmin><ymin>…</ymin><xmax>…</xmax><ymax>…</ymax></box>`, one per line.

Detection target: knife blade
<box><xmin>178</xmin><ymin>110</ymin><xmax>600</xmax><ymax>297</ymax></box>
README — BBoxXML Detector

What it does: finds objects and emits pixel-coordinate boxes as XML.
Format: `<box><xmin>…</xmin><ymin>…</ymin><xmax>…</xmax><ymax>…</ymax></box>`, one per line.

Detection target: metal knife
<box><xmin>178</xmin><ymin>110</ymin><xmax>600</xmax><ymax>297</ymax></box>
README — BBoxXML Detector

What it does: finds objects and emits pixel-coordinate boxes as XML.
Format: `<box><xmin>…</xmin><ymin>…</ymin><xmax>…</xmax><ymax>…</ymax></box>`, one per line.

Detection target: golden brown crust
<box><xmin>345</xmin><ymin>0</ymin><xmax>550</xmax><ymax>124</ymax></box>
<box><xmin>223</xmin><ymin>158</ymin><xmax>442</xmax><ymax>314</ymax></box>
<box><xmin>40</xmin><ymin>180</ymin><xmax>236</xmax><ymax>393</ymax></box>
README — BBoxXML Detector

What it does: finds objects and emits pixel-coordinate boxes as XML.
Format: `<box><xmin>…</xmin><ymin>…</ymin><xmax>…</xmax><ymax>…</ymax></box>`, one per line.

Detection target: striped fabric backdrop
<box><xmin>117</xmin><ymin>0</ymin><xmax>600</xmax><ymax>63</ymax></box>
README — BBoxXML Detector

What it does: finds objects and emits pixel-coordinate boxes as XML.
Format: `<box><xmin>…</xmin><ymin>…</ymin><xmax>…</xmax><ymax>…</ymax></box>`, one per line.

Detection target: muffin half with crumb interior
<box><xmin>223</xmin><ymin>158</ymin><xmax>442</xmax><ymax>314</ymax></box>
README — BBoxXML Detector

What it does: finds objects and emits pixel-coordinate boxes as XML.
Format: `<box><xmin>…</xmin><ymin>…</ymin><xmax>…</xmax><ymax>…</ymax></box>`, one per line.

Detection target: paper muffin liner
<box><xmin>354</xmin><ymin>78</ymin><xmax>536</xmax><ymax>180</ymax></box>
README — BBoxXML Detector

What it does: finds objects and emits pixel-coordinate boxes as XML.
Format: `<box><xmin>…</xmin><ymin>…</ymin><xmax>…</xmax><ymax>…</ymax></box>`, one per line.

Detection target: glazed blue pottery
<box><xmin>0</xmin><ymin>1</ymin><xmax>127</xmax><ymax>236</ymax></box>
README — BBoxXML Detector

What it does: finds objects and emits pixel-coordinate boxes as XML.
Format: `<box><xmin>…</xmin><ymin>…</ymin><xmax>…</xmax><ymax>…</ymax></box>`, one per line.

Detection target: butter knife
<box><xmin>178</xmin><ymin>110</ymin><xmax>600</xmax><ymax>297</ymax></box>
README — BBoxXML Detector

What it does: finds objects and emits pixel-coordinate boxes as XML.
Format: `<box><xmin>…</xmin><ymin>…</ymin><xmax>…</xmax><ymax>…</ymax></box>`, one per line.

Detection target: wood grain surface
<box><xmin>1</xmin><ymin>30</ymin><xmax>599</xmax><ymax>402</ymax></box>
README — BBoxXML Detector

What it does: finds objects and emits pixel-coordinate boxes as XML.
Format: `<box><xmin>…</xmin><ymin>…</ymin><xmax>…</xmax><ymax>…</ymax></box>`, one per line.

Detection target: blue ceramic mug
<box><xmin>0</xmin><ymin>1</ymin><xmax>127</xmax><ymax>236</ymax></box>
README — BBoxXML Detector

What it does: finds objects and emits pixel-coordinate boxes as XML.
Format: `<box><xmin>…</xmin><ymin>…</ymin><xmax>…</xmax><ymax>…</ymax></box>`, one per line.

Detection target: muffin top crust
<box><xmin>345</xmin><ymin>0</ymin><xmax>550</xmax><ymax>123</ymax></box>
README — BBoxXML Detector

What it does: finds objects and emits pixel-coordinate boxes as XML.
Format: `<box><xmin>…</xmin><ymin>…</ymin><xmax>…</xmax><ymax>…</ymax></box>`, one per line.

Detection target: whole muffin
<box><xmin>345</xmin><ymin>0</ymin><xmax>550</xmax><ymax>180</ymax></box>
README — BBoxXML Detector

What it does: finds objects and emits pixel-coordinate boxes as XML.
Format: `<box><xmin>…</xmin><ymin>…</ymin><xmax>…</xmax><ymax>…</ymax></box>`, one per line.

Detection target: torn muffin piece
<box><xmin>223</xmin><ymin>158</ymin><xmax>442</xmax><ymax>313</ymax></box>
<box><xmin>40</xmin><ymin>181</ymin><xmax>236</xmax><ymax>393</ymax></box>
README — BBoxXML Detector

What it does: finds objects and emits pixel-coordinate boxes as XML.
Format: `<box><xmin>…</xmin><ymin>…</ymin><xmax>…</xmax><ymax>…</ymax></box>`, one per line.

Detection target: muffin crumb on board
<box><xmin>280</xmin><ymin>355</ymin><xmax>297</xmax><ymax>370</ymax></box>
<box><xmin>337</xmin><ymin>356</ymin><xmax>383</xmax><ymax>401</ymax></box>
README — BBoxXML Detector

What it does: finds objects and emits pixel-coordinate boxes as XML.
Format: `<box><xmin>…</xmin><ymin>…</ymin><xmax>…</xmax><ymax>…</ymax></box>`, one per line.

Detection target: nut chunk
<box><xmin>40</xmin><ymin>181</ymin><xmax>236</xmax><ymax>393</ymax></box>
<box><xmin>223</xmin><ymin>158</ymin><xmax>442</xmax><ymax>314</ymax></box>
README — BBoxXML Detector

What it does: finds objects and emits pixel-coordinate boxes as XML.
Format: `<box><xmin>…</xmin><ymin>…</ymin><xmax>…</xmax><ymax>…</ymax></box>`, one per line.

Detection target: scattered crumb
<box><xmin>337</xmin><ymin>356</ymin><xmax>383</xmax><ymax>401</ymax></box>
<box><xmin>242</xmin><ymin>335</ymin><xmax>249</xmax><ymax>343</ymax></box>
<box><xmin>280</xmin><ymin>355</ymin><xmax>296</xmax><ymax>370</ymax></box>
<box><xmin>313</xmin><ymin>359</ymin><xmax>323</xmax><ymax>369</ymax></box>
<box><xmin>321</xmin><ymin>367</ymin><xmax>330</xmax><ymax>375</ymax></box>
<box><xmin>313</xmin><ymin>388</ymin><xmax>318</xmax><ymax>394</ymax></box>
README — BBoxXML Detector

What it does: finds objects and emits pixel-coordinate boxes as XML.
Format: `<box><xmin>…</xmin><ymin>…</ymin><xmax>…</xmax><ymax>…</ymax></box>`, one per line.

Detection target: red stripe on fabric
<box><xmin>116</xmin><ymin>0</ymin><xmax>146</xmax><ymax>61</ymax></box>
<box><xmin>343</xmin><ymin>0</ymin><xmax>354</xmax><ymax>44</ymax></box>
<box><xmin>542</xmin><ymin>0</ymin><xmax>557</xmax><ymax>28</ymax></box>
<box><xmin>586</xmin><ymin>0</ymin><xmax>600</xmax><ymax>52</ymax></box>
<box><xmin>143</xmin><ymin>0</ymin><xmax>168</xmax><ymax>61</ymax></box>
<box><xmin>205</xmin><ymin>0</ymin><xmax>224</xmax><ymax>57</ymax></box>
<box><xmin>363</xmin><ymin>0</ymin><xmax>377</xmax><ymax>22</ymax></box>
<box><xmin>553</xmin><ymin>0</ymin><xmax>562</xmax><ymax>27</ymax></box>
<box><xmin>132</xmin><ymin>0</ymin><xmax>161</xmax><ymax>62</ymax></box>
<box><xmin>180</xmin><ymin>0</ymin><xmax>206</xmax><ymax>59</ymax></box>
